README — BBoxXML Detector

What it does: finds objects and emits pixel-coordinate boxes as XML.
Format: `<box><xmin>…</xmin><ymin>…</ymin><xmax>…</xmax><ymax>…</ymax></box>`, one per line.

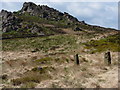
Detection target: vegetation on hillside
<box><xmin>2</xmin><ymin>34</ymin><xmax>77</xmax><ymax>52</ymax></box>
<box><xmin>84</xmin><ymin>33</ymin><xmax>120</xmax><ymax>53</ymax></box>
<box><xmin>2</xmin><ymin>33</ymin><xmax>120</xmax><ymax>53</ymax></box>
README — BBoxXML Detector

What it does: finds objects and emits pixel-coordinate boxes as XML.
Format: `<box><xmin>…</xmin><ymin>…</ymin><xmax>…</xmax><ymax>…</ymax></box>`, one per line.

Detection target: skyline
<box><xmin>0</xmin><ymin>1</ymin><xmax>118</xmax><ymax>29</ymax></box>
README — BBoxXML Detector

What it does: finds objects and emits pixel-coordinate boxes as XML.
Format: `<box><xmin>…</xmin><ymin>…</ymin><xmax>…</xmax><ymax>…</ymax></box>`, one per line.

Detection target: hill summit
<box><xmin>0</xmin><ymin>2</ymin><xmax>118</xmax><ymax>39</ymax></box>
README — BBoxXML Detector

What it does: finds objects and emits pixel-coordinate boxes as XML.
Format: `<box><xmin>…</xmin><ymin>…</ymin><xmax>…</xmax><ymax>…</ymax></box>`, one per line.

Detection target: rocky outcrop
<box><xmin>0</xmin><ymin>2</ymin><xmax>81</xmax><ymax>34</ymax></box>
<box><xmin>74</xmin><ymin>27</ymin><xmax>82</xmax><ymax>31</ymax></box>
<box><xmin>64</xmin><ymin>12</ymin><xmax>78</xmax><ymax>22</ymax></box>
<box><xmin>20</xmin><ymin>2</ymin><xmax>79</xmax><ymax>22</ymax></box>
<box><xmin>0</xmin><ymin>10</ymin><xmax>12</xmax><ymax>19</ymax></box>
<box><xmin>0</xmin><ymin>2</ymin><xmax>118</xmax><ymax>39</ymax></box>
<box><xmin>21</xmin><ymin>2</ymin><xmax>39</xmax><ymax>15</ymax></box>
<box><xmin>0</xmin><ymin>10</ymin><xmax>22</xmax><ymax>32</ymax></box>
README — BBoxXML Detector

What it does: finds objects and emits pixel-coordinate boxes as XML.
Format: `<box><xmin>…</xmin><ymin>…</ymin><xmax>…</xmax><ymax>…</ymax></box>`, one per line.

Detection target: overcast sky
<box><xmin>0</xmin><ymin>1</ymin><xmax>118</xmax><ymax>29</ymax></box>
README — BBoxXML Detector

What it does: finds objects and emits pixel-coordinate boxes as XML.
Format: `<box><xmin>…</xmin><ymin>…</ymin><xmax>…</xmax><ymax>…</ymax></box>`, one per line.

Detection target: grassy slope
<box><xmin>2</xmin><ymin>33</ymin><xmax>119</xmax><ymax>88</ymax></box>
<box><xmin>2</xmin><ymin>32</ymin><xmax>120</xmax><ymax>53</ymax></box>
<box><xmin>2</xmin><ymin>34</ymin><xmax>77</xmax><ymax>52</ymax></box>
<box><xmin>83</xmin><ymin>33</ymin><xmax>120</xmax><ymax>53</ymax></box>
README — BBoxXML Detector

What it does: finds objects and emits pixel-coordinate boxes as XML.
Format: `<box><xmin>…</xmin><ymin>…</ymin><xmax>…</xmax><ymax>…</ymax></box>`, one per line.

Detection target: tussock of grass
<box><xmin>33</xmin><ymin>57</ymin><xmax>70</xmax><ymax>65</ymax></box>
<box><xmin>31</xmin><ymin>66</ymin><xmax>55</xmax><ymax>73</ymax></box>
<box><xmin>11</xmin><ymin>66</ymin><xmax>54</xmax><ymax>86</ymax></box>
<box><xmin>34</xmin><ymin>57</ymin><xmax>53</xmax><ymax>64</ymax></box>
<box><xmin>20</xmin><ymin>82</ymin><xmax>37</xmax><ymax>88</ymax></box>
<box><xmin>12</xmin><ymin>74</ymin><xmax>40</xmax><ymax>85</ymax></box>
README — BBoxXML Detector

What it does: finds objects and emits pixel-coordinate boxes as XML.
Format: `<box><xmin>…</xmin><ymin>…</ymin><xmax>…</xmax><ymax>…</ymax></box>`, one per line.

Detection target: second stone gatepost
<box><xmin>74</xmin><ymin>54</ymin><xmax>80</xmax><ymax>65</ymax></box>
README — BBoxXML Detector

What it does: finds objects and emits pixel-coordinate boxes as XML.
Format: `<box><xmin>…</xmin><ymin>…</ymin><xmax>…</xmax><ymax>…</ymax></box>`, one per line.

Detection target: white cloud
<box><xmin>88</xmin><ymin>2</ymin><xmax>102</xmax><ymax>10</ymax></box>
<box><xmin>105</xmin><ymin>5</ymin><xmax>118</xmax><ymax>13</ymax></box>
<box><xmin>65</xmin><ymin>2</ymin><xmax>118</xmax><ymax>29</ymax></box>
<box><xmin>66</xmin><ymin>2</ymin><xmax>102</xmax><ymax>18</ymax></box>
<box><xmin>1</xmin><ymin>2</ymin><xmax>22</xmax><ymax>11</ymax></box>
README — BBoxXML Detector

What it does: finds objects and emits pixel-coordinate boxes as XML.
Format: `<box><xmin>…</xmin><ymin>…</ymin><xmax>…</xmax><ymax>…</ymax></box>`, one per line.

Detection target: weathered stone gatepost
<box><xmin>104</xmin><ymin>51</ymin><xmax>111</xmax><ymax>65</ymax></box>
<box><xmin>75</xmin><ymin>54</ymin><xmax>79</xmax><ymax>65</ymax></box>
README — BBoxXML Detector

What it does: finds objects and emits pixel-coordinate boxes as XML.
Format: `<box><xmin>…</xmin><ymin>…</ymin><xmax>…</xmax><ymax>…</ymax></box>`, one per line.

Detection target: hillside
<box><xmin>0</xmin><ymin>2</ymin><xmax>119</xmax><ymax>89</ymax></box>
<box><xmin>0</xmin><ymin>2</ymin><xmax>118</xmax><ymax>39</ymax></box>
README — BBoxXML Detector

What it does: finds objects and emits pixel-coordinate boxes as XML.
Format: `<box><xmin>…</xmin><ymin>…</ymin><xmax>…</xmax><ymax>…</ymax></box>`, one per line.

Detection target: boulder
<box><xmin>0</xmin><ymin>10</ymin><xmax>22</xmax><ymax>33</ymax></box>
<box><xmin>31</xmin><ymin>26</ymin><xmax>41</xmax><ymax>33</ymax></box>
<box><xmin>64</xmin><ymin>12</ymin><xmax>78</xmax><ymax>22</ymax></box>
<box><xmin>21</xmin><ymin>2</ymin><xmax>37</xmax><ymax>12</ymax></box>
<box><xmin>0</xmin><ymin>10</ymin><xmax>12</xmax><ymax>19</ymax></box>
<box><xmin>0</xmin><ymin>74</ymin><xmax>8</xmax><ymax>80</ymax></box>
<box><xmin>74</xmin><ymin>27</ymin><xmax>82</xmax><ymax>31</ymax></box>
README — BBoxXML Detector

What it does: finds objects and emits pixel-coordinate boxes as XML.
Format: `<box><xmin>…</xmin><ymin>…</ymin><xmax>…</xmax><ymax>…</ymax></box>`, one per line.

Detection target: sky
<box><xmin>0</xmin><ymin>1</ymin><xmax>118</xmax><ymax>29</ymax></box>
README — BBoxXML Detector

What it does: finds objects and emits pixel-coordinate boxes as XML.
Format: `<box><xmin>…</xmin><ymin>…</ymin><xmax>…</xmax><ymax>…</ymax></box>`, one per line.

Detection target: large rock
<box><xmin>21</xmin><ymin>2</ymin><xmax>79</xmax><ymax>23</ymax></box>
<box><xmin>31</xmin><ymin>26</ymin><xmax>41</xmax><ymax>33</ymax></box>
<box><xmin>0</xmin><ymin>10</ymin><xmax>22</xmax><ymax>32</ymax></box>
<box><xmin>74</xmin><ymin>27</ymin><xmax>82</xmax><ymax>31</ymax></box>
<box><xmin>64</xmin><ymin>12</ymin><xmax>78</xmax><ymax>22</ymax></box>
<box><xmin>0</xmin><ymin>10</ymin><xmax>12</xmax><ymax>19</ymax></box>
<box><xmin>21</xmin><ymin>2</ymin><xmax>39</xmax><ymax>15</ymax></box>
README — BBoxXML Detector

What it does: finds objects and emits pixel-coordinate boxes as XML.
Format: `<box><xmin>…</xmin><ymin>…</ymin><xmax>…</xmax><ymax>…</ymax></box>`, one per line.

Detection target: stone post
<box><xmin>75</xmin><ymin>54</ymin><xmax>79</xmax><ymax>65</ymax></box>
<box><xmin>104</xmin><ymin>51</ymin><xmax>111</xmax><ymax>65</ymax></box>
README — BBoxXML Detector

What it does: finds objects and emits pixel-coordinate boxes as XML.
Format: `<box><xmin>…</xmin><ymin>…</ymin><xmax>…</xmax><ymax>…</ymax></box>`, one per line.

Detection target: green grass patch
<box><xmin>34</xmin><ymin>57</ymin><xmax>53</xmax><ymax>64</ymax></box>
<box><xmin>31</xmin><ymin>66</ymin><xmax>55</xmax><ymax>73</ymax></box>
<box><xmin>83</xmin><ymin>34</ymin><xmax>120</xmax><ymax>53</ymax></box>
<box><xmin>2</xmin><ymin>34</ymin><xmax>77</xmax><ymax>51</ymax></box>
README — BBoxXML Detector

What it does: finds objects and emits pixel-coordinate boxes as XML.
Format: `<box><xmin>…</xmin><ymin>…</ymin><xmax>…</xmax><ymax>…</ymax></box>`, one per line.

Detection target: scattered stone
<box><xmin>31</xmin><ymin>48</ymin><xmax>39</xmax><ymax>53</ymax></box>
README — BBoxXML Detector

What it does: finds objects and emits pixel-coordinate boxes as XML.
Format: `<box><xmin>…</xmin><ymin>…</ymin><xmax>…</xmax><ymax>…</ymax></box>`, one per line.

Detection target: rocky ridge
<box><xmin>0</xmin><ymin>2</ymin><xmax>118</xmax><ymax>39</ymax></box>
